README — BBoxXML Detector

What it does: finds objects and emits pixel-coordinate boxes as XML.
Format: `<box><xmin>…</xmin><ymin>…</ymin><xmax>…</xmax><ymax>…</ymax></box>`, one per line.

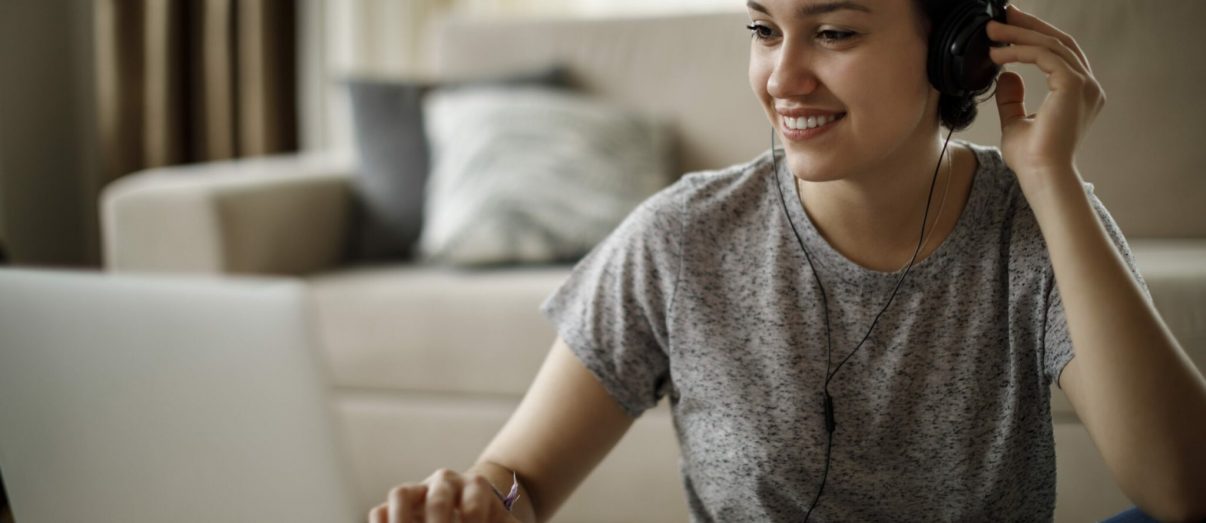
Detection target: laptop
<box><xmin>0</xmin><ymin>268</ymin><xmax>360</xmax><ymax>522</ymax></box>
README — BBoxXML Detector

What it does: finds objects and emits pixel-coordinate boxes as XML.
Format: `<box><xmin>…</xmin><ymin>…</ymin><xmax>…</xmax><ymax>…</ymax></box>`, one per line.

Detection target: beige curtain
<box><xmin>303</xmin><ymin>0</ymin><xmax>456</xmax><ymax>152</ymax></box>
<box><xmin>95</xmin><ymin>0</ymin><xmax>297</xmax><ymax>187</ymax></box>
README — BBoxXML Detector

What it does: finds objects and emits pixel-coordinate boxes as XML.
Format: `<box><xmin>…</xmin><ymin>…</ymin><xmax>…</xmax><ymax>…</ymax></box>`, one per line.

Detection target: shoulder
<box><xmin>618</xmin><ymin>149</ymin><xmax>776</xmax><ymax>228</ymax></box>
<box><xmin>959</xmin><ymin>139</ymin><xmax>1021</xmax><ymax>204</ymax></box>
<box><xmin>945</xmin><ymin>141</ymin><xmax>1055</xmax><ymax>288</ymax></box>
<box><xmin>961</xmin><ymin>140</ymin><xmax>1141</xmax><ymax>290</ymax></box>
<box><xmin>598</xmin><ymin>150</ymin><xmax>778</xmax><ymax>260</ymax></box>
<box><xmin>958</xmin><ymin>139</ymin><xmax>1101</xmax><ymax>221</ymax></box>
<box><xmin>670</xmin><ymin>148</ymin><xmax>782</xmax><ymax>221</ymax></box>
<box><xmin>957</xmin><ymin>139</ymin><xmax>1069</xmax><ymax>241</ymax></box>
<box><xmin>680</xmin><ymin>148</ymin><xmax>777</xmax><ymax>195</ymax></box>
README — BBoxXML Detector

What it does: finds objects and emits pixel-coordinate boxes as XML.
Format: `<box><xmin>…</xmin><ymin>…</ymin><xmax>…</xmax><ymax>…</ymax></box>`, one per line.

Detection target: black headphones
<box><xmin>927</xmin><ymin>0</ymin><xmax>1009</xmax><ymax>98</ymax></box>
<box><xmin>769</xmin><ymin>1</ymin><xmax>1009</xmax><ymax>521</ymax></box>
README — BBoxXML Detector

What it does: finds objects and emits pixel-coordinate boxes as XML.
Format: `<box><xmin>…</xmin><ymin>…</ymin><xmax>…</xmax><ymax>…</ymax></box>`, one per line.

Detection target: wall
<box><xmin>298</xmin><ymin>0</ymin><xmax>742</xmax><ymax>153</ymax></box>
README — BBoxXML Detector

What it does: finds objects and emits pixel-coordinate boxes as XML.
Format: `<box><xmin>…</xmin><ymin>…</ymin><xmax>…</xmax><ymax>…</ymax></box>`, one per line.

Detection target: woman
<box><xmin>369</xmin><ymin>1</ymin><xmax>1206</xmax><ymax>521</ymax></box>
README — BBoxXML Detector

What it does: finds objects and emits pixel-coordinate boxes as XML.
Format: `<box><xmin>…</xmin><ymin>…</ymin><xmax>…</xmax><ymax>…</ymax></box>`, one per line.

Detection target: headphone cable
<box><xmin>771</xmin><ymin>125</ymin><xmax>956</xmax><ymax>522</ymax></box>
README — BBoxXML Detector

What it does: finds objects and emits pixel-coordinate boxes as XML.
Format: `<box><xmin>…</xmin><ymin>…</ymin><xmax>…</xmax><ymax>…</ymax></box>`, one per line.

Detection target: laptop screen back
<box><xmin>0</xmin><ymin>269</ymin><xmax>358</xmax><ymax>523</ymax></box>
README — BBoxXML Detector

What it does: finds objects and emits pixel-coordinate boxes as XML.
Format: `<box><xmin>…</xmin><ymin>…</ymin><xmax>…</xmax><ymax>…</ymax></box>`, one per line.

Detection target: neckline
<box><xmin>774</xmin><ymin>138</ymin><xmax>986</xmax><ymax>285</ymax></box>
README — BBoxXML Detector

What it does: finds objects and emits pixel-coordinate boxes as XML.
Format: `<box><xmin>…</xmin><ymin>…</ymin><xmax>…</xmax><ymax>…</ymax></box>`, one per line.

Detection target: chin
<box><xmin>784</xmin><ymin>154</ymin><xmax>844</xmax><ymax>183</ymax></box>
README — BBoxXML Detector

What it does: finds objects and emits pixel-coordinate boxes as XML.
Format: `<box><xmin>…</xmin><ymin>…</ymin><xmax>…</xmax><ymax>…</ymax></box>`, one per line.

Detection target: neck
<box><xmin>796</xmin><ymin>134</ymin><xmax>968</xmax><ymax>269</ymax></box>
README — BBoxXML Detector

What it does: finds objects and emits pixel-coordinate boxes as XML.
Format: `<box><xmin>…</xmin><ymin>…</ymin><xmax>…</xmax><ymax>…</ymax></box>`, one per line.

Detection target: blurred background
<box><xmin>2</xmin><ymin>1</ymin><xmax>1204</xmax><ymax>521</ymax></box>
<box><xmin>0</xmin><ymin>0</ymin><xmax>735</xmax><ymax>268</ymax></box>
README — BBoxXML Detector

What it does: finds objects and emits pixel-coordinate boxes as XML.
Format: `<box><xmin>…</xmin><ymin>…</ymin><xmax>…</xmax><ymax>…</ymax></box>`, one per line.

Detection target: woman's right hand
<box><xmin>367</xmin><ymin>468</ymin><xmax>524</xmax><ymax>523</ymax></box>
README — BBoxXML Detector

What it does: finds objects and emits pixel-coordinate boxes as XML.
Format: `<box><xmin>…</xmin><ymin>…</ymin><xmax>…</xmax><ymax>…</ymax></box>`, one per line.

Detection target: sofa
<box><xmin>100</xmin><ymin>3</ymin><xmax>1206</xmax><ymax>522</ymax></box>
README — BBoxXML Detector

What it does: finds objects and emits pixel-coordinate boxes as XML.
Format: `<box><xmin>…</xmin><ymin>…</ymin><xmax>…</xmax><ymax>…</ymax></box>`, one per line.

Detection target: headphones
<box><xmin>767</xmin><ymin>1</ymin><xmax>1008</xmax><ymax>520</ymax></box>
<box><xmin>928</xmin><ymin>0</ymin><xmax>1009</xmax><ymax>98</ymax></box>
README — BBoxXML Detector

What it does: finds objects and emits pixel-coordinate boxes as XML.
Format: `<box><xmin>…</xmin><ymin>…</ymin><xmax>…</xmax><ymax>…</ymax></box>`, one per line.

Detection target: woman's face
<box><xmin>748</xmin><ymin>0</ymin><xmax>941</xmax><ymax>183</ymax></box>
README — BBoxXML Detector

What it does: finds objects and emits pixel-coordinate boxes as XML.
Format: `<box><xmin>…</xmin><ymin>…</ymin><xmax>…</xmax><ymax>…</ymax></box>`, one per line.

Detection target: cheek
<box><xmin>884</xmin><ymin>44</ymin><xmax>934</xmax><ymax>108</ymax></box>
<box><xmin>838</xmin><ymin>53</ymin><xmax>930</xmax><ymax>122</ymax></box>
<box><xmin>748</xmin><ymin>52</ymin><xmax>772</xmax><ymax>99</ymax></box>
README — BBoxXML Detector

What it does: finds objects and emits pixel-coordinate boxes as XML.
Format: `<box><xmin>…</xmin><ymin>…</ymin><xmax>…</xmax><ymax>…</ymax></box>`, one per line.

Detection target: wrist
<box><xmin>489</xmin><ymin>470</ymin><xmax>522</xmax><ymax>511</ymax></box>
<box><xmin>1020</xmin><ymin>165</ymin><xmax>1083</xmax><ymax>218</ymax></box>
<box><xmin>467</xmin><ymin>461</ymin><xmax>536</xmax><ymax>522</ymax></box>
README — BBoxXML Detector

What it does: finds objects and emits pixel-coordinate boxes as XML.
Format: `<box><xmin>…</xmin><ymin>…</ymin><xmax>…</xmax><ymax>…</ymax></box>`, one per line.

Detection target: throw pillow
<box><xmin>418</xmin><ymin>85</ymin><xmax>675</xmax><ymax>267</ymax></box>
<box><xmin>344</xmin><ymin>64</ymin><xmax>572</xmax><ymax>262</ymax></box>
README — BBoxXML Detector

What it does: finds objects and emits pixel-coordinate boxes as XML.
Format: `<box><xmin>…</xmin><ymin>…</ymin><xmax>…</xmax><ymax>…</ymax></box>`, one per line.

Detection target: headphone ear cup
<box><xmin>927</xmin><ymin>0</ymin><xmax>1009</xmax><ymax>97</ymax></box>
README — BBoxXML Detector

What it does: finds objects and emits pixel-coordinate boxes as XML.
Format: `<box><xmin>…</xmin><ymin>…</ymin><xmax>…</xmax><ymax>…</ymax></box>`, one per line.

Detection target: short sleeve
<box><xmin>1043</xmin><ymin>181</ymin><xmax>1153</xmax><ymax>389</ymax></box>
<box><xmin>538</xmin><ymin>178</ymin><xmax>689</xmax><ymax>418</ymax></box>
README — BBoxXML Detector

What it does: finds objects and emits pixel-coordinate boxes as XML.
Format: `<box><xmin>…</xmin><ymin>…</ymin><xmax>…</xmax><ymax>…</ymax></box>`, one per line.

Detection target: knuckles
<box><xmin>367</xmin><ymin>503</ymin><xmax>386</xmax><ymax>521</ymax></box>
<box><xmin>375</xmin><ymin>469</ymin><xmax>500</xmax><ymax>522</ymax></box>
<box><xmin>1082</xmin><ymin>81</ymin><xmax>1105</xmax><ymax>107</ymax></box>
<box><xmin>468</xmin><ymin>475</ymin><xmax>494</xmax><ymax>489</ymax></box>
<box><xmin>461</xmin><ymin>497</ymin><xmax>489</xmax><ymax>518</ymax></box>
<box><xmin>388</xmin><ymin>484</ymin><xmax>417</xmax><ymax>498</ymax></box>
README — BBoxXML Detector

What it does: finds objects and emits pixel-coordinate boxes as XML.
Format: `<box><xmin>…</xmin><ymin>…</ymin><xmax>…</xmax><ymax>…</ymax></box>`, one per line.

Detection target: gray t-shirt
<box><xmin>539</xmin><ymin>139</ymin><xmax>1151</xmax><ymax>522</ymax></box>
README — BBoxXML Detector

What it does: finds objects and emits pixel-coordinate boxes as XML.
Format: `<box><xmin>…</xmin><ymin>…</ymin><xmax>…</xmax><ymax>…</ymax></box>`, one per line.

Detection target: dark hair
<box><xmin>914</xmin><ymin>0</ymin><xmax>985</xmax><ymax>132</ymax></box>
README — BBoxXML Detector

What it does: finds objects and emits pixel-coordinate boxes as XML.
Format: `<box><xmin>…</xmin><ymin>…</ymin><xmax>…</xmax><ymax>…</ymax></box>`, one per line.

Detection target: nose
<box><xmin>766</xmin><ymin>41</ymin><xmax>820</xmax><ymax>100</ymax></box>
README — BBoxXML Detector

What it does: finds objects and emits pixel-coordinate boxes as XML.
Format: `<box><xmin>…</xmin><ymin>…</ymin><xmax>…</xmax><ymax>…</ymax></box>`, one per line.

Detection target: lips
<box><xmin>783</xmin><ymin>112</ymin><xmax>846</xmax><ymax>131</ymax></box>
<box><xmin>779</xmin><ymin>111</ymin><xmax>845</xmax><ymax>141</ymax></box>
<box><xmin>776</xmin><ymin>108</ymin><xmax>846</xmax><ymax>118</ymax></box>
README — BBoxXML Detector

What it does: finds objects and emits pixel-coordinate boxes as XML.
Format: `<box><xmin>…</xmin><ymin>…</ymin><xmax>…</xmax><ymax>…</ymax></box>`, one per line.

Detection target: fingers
<box><xmin>985</xmin><ymin>19</ymin><xmax>1086</xmax><ymax>77</ymax></box>
<box><xmin>387</xmin><ymin>483</ymin><xmax>426</xmax><ymax>523</ymax></box>
<box><xmin>997</xmin><ymin>4</ymin><xmax>1093</xmax><ymax>74</ymax></box>
<box><xmin>373</xmin><ymin>468</ymin><xmax>510</xmax><ymax>523</ymax></box>
<box><xmin>988</xmin><ymin>44</ymin><xmax>1086</xmax><ymax>92</ymax></box>
<box><xmin>425</xmin><ymin>469</ymin><xmax>464</xmax><ymax>523</ymax></box>
<box><xmin>459</xmin><ymin>474</ymin><xmax>502</xmax><ymax>523</ymax></box>
<box><xmin>368</xmin><ymin>502</ymin><xmax>387</xmax><ymax>523</ymax></box>
<box><xmin>985</xmin><ymin>6</ymin><xmax>1105</xmax><ymax>113</ymax></box>
<box><xmin>993</xmin><ymin>71</ymin><xmax>1028</xmax><ymax>129</ymax></box>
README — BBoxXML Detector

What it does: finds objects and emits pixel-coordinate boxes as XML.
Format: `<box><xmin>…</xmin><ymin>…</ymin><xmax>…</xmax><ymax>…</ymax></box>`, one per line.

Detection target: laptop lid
<box><xmin>0</xmin><ymin>268</ymin><xmax>359</xmax><ymax>523</ymax></box>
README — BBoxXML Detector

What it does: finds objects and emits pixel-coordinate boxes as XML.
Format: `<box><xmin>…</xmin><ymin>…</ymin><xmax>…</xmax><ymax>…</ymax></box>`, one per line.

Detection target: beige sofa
<box><xmin>101</xmin><ymin>4</ymin><xmax>1206</xmax><ymax>522</ymax></box>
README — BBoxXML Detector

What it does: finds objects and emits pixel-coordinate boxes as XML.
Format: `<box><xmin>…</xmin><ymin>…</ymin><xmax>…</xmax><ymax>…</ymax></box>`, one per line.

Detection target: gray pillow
<box><xmin>418</xmin><ymin>85</ymin><xmax>675</xmax><ymax>267</ymax></box>
<box><xmin>344</xmin><ymin>64</ymin><xmax>571</xmax><ymax>262</ymax></box>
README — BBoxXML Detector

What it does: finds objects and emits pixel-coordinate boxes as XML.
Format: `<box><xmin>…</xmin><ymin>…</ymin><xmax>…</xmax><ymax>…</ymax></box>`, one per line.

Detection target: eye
<box><xmin>817</xmin><ymin>30</ymin><xmax>856</xmax><ymax>43</ymax></box>
<box><xmin>746</xmin><ymin>23</ymin><xmax>777</xmax><ymax>41</ymax></box>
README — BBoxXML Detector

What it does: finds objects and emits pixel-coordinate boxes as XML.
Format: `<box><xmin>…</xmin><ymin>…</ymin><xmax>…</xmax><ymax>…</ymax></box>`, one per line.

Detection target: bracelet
<box><xmin>489</xmin><ymin>470</ymin><xmax>522</xmax><ymax>512</ymax></box>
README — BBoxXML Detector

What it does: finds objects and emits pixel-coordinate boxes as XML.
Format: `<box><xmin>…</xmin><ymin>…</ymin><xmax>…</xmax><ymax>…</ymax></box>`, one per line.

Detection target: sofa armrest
<box><xmin>102</xmin><ymin>151</ymin><xmax>357</xmax><ymax>276</ymax></box>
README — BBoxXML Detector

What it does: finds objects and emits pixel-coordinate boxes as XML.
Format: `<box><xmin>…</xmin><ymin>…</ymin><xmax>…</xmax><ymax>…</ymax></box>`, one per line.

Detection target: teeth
<box><xmin>784</xmin><ymin>113</ymin><xmax>844</xmax><ymax>130</ymax></box>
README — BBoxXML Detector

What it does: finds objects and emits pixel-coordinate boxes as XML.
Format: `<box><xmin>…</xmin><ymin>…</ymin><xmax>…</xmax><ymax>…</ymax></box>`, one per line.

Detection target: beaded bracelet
<box><xmin>489</xmin><ymin>470</ymin><xmax>522</xmax><ymax>512</ymax></box>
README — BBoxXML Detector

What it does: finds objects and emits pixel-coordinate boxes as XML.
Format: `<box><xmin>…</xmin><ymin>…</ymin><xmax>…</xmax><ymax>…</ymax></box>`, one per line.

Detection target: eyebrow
<box><xmin>746</xmin><ymin>0</ymin><xmax>872</xmax><ymax>18</ymax></box>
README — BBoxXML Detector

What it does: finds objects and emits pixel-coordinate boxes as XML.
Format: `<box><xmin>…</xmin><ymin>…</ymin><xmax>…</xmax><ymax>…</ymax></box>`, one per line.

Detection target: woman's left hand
<box><xmin>986</xmin><ymin>3</ymin><xmax>1105</xmax><ymax>194</ymax></box>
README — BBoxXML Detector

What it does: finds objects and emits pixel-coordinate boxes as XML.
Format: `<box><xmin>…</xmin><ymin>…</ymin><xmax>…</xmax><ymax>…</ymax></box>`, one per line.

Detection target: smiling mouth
<box><xmin>782</xmin><ymin>112</ymin><xmax>847</xmax><ymax>131</ymax></box>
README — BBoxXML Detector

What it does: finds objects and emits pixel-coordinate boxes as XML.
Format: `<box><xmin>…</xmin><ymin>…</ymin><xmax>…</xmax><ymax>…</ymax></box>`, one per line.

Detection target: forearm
<box><xmin>1029</xmin><ymin>169</ymin><xmax>1206</xmax><ymax>518</ymax></box>
<box><xmin>467</xmin><ymin>461</ymin><xmax>539</xmax><ymax>523</ymax></box>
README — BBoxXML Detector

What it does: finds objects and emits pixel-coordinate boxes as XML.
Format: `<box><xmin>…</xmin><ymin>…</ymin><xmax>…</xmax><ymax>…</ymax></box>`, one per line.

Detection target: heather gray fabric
<box><xmin>539</xmin><ymin>139</ymin><xmax>1151</xmax><ymax>522</ymax></box>
<box><xmin>344</xmin><ymin>64</ymin><xmax>571</xmax><ymax>262</ymax></box>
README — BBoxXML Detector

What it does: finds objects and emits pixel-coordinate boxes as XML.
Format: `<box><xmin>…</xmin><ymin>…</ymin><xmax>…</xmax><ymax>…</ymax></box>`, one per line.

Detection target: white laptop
<box><xmin>0</xmin><ymin>268</ymin><xmax>360</xmax><ymax>523</ymax></box>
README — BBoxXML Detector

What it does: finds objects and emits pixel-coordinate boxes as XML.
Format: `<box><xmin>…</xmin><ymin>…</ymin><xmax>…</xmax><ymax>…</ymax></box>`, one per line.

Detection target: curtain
<box><xmin>301</xmin><ymin>0</ymin><xmax>455</xmax><ymax>152</ymax></box>
<box><xmin>94</xmin><ymin>0</ymin><xmax>297</xmax><ymax>188</ymax></box>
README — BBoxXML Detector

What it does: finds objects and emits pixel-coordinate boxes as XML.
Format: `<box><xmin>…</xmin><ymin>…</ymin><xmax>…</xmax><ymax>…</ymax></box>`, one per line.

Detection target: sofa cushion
<box><xmin>311</xmin><ymin>242</ymin><xmax>1206</xmax><ymax>409</ymax></box>
<box><xmin>308</xmin><ymin>264</ymin><xmax>573</xmax><ymax>396</ymax></box>
<box><xmin>344</xmin><ymin>65</ymin><xmax>571</xmax><ymax>263</ymax></box>
<box><xmin>417</xmin><ymin>85</ymin><xmax>675</xmax><ymax>266</ymax></box>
